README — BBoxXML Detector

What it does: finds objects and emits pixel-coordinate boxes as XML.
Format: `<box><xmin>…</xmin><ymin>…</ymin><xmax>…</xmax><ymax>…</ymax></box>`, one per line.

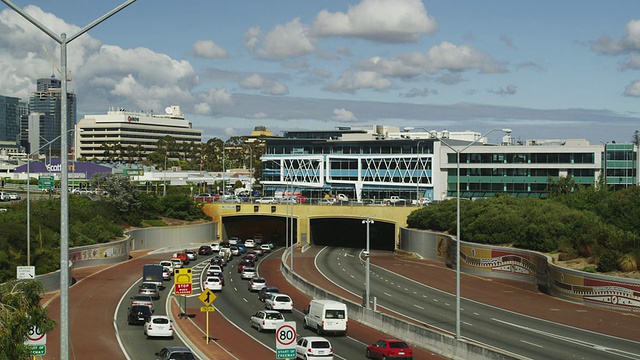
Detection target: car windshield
<box><xmin>275</xmin><ymin>296</ymin><xmax>290</xmax><ymax>302</ymax></box>
<box><xmin>153</xmin><ymin>317</ymin><xmax>170</xmax><ymax>324</ymax></box>
<box><xmin>141</xmin><ymin>283</ymin><xmax>155</xmax><ymax>289</ymax></box>
<box><xmin>389</xmin><ymin>341</ymin><xmax>409</xmax><ymax>348</ymax></box>
<box><xmin>168</xmin><ymin>353</ymin><xmax>195</xmax><ymax>360</ymax></box>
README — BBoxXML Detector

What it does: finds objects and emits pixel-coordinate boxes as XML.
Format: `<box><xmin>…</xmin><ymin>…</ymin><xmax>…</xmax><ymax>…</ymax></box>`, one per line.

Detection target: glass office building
<box><xmin>261</xmin><ymin>125</ymin><xmax>638</xmax><ymax>202</ymax></box>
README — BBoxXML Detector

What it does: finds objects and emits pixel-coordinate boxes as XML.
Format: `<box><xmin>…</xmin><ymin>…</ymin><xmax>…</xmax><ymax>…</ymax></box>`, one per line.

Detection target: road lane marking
<box><xmin>521</xmin><ymin>340</ymin><xmax>543</xmax><ymax>348</ymax></box>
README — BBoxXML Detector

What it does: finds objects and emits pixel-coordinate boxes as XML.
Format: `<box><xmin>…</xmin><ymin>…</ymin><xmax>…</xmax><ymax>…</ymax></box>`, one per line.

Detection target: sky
<box><xmin>1</xmin><ymin>0</ymin><xmax>640</xmax><ymax>144</ymax></box>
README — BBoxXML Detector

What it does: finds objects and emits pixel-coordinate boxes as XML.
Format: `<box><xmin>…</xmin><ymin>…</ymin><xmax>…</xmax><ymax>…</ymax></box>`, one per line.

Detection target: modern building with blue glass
<box><xmin>260</xmin><ymin>125</ymin><xmax>638</xmax><ymax>202</ymax></box>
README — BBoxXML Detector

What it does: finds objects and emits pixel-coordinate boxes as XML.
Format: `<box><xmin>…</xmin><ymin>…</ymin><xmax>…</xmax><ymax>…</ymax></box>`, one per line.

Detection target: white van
<box><xmin>303</xmin><ymin>300</ymin><xmax>347</xmax><ymax>336</ymax></box>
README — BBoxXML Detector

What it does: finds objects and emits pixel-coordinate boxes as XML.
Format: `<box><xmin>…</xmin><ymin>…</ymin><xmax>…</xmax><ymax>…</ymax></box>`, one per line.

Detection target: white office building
<box><xmin>74</xmin><ymin>106</ymin><xmax>202</xmax><ymax>162</ymax></box>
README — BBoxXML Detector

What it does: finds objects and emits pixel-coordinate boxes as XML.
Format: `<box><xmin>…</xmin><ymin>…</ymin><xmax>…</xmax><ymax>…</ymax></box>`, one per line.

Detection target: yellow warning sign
<box><xmin>198</xmin><ymin>288</ymin><xmax>217</xmax><ymax>306</ymax></box>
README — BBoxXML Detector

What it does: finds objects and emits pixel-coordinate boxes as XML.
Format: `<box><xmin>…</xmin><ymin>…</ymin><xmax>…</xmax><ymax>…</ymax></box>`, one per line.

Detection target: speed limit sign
<box><xmin>275</xmin><ymin>321</ymin><xmax>296</xmax><ymax>358</ymax></box>
<box><xmin>24</xmin><ymin>325</ymin><xmax>46</xmax><ymax>345</ymax></box>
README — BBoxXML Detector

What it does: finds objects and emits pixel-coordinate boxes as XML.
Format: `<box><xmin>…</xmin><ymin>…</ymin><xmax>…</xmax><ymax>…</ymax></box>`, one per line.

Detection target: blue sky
<box><xmin>2</xmin><ymin>0</ymin><xmax>640</xmax><ymax>143</ymax></box>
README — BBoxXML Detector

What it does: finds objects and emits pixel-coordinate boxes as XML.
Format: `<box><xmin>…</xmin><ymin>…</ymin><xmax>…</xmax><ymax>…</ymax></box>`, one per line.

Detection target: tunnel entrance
<box><xmin>310</xmin><ymin>218</ymin><xmax>395</xmax><ymax>251</ymax></box>
<box><xmin>220</xmin><ymin>216</ymin><xmax>395</xmax><ymax>251</ymax></box>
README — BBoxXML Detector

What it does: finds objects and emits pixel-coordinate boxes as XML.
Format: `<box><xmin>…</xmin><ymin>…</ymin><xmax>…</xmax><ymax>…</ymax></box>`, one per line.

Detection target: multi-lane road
<box><xmin>314</xmin><ymin>247</ymin><xmax>640</xmax><ymax>360</ymax></box>
<box><xmin>41</xmin><ymin>244</ymin><xmax>640</xmax><ymax>359</ymax></box>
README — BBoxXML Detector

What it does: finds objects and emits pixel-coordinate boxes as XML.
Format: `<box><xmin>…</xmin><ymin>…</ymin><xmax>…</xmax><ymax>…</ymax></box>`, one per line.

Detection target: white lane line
<box><xmin>521</xmin><ymin>340</ymin><xmax>543</xmax><ymax>348</ymax></box>
<box><xmin>414</xmin><ymin>304</ymin><xmax>424</xmax><ymax>310</ymax></box>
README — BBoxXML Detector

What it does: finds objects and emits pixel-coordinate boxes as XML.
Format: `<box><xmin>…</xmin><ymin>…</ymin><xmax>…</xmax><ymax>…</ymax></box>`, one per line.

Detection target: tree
<box><xmin>0</xmin><ymin>280</ymin><xmax>55</xmax><ymax>359</ymax></box>
<box><xmin>89</xmin><ymin>173</ymin><xmax>139</xmax><ymax>215</ymax></box>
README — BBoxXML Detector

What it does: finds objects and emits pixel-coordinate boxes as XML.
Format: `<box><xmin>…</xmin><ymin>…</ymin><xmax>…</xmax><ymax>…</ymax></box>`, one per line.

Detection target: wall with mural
<box><xmin>399</xmin><ymin>227</ymin><xmax>640</xmax><ymax>312</ymax></box>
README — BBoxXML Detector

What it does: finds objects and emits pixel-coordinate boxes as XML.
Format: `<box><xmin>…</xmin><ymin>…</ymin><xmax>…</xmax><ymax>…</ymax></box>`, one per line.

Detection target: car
<box><xmin>254</xmin><ymin>196</ymin><xmax>278</xmax><ymax>204</ymax></box>
<box><xmin>8</xmin><ymin>193</ymin><xmax>20</xmax><ymax>200</ymax></box>
<box><xmin>249</xmin><ymin>310</ymin><xmax>285</xmax><ymax>332</ymax></box>
<box><xmin>279</xmin><ymin>196</ymin><xmax>300</xmax><ymax>204</ymax></box>
<box><xmin>198</xmin><ymin>245</ymin><xmax>213</xmax><ymax>255</ymax></box>
<box><xmin>0</xmin><ymin>192</ymin><xmax>9</xmax><ymax>201</ymax></box>
<box><xmin>366</xmin><ymin>339</ymin><xmax>413</xmax><ymax>360</ymax></box>
<box><xmin>207</xmin><ymin>270</ymin><xmax>225</xmax><ymax>285</ymax></box>
<box><xmin>210</xmin><ymin>242</ymin><xmax>221</xmax><ymax>252</ymax></box>
<box><xmin>210</xmin><ymin>256</ymin><xmax>224</xmax><ymax>267</ymax></box>
<box><xmin>194</xmin><ymin>193</ymin><xmax>216</xmax><ymax>202</ymax></box>
<box><xmin>319</xmin><ymin>198</ymin><xmax>337</xmax><ymax>205</ymax></box>
<box><xmin>296</xmin><ymin>336</ymin><xmax>334</xmax><ymax>360</ymax></box>
<box><xmin>265</xmin><ymin>293</ymin><xmax>293</xmax><ymax>312</ymax></box>
<box><xmin>228</xmin><ymin>236</ymin><xmax>240</xmax><ymax>245</ymax></box>
<box><xmin>203</xmin><ymin>276</ymin><xmax>223</xmax><ymax>291</ymax></box>
<box><xmin>253</xmin><ymin>247</ymin><xmax>263</xmax><ymax>256</ymax></box>
<box><xmin>130</xmin><ymin>294</ymin><xmax>154</xmax><ymax>312</ymax></box>
<box><xmin>169</xmin><ymin>257</ymin><xmax>183</xmax><ymax>269</ymax></box>
<box><xmin>185</xmin><ymin>250</ymin><xmax>197</xmax><ymax>261</ymax></box>
<box><xmin>162</xmin><ymin>267</ymin><xmax>172</xmax><ymax>281</ymax></box>
<box><xmin>241</xmin><ymin>267</ymin><xmax>257</xmax><ymax>280</ymax></box>
<box><xmin>243</xmin><ymin>252</ymin><xmax>258</xmax><ymax>263</ymax></box>
<box><xmin>222</xmin><ymin>195</ymin><xmax>242</xmax><ymax>203</ymax></box>
<box><xmin>230</xmin><ymin>245</ymin><xmax>240</xmax><ymax>256</ymax></box>
<box><xmin>127</xmin><ymin>305</ymin><xmax>153</xmax><ymax>325</ymax></box>
<box><xmin>244</xmin><ymin>239</ymin><xmax>255</xmax><ymax>248</ymax></box>
<box><xmin>237</xmin><ymin>260</ymin><xmax>253</xmax><ymax>273</ymax></box>
<box><xmin>155</xmin><ymin>346</ymin><xmax>196</xmax><ymax>360</ymax></box>
<box><xmin>159</xmin><ymin>260</ymin><xmax>174</xmax><ymax>274</ymax></box>
<box><xmin>258</xmin><ymin>286</ymin><xmax>280</xmax><ymax>302</ymax></box>
<box><xmin>209</xmin><ymin>264</ymin><xmax>223</xmax><ymax>273</ymax></box>
<box><xmin>260</xmin><ymin>244</ymin><xmax>271</xmax><ymax>253</ymax></box>
<box><xmin>144</xmin><ymin>315</ymin><xmax>174</xmax><ymax>339</ymax></box>
<box><xmin>138</xmin><ymin>282</ymin><xmax>160</xmax><ymax>300</ymax></box>
<box><xmin>236</xmin><ymin>243</ymin><xmax>246</xmax><ymax>254</ymax></box>
<box><xmin>248</xmin><ymin>276</ymin><xmax>267</xmax><ymax>291</ymax></box>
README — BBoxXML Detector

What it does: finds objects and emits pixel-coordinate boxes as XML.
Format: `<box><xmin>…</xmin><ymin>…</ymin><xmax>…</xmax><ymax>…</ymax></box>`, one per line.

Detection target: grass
<box><xmin>142</xmin><ymin>219</ymin><xmax>167</xmax><ymax>227</ymax></box>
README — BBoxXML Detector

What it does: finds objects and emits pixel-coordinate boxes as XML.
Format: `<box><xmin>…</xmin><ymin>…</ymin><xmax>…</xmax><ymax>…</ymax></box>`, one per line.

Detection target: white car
<box><xmin>319</xmin><ymin>198</ymin><xmax>336</xmax><ymax>205</ymax></box>
<box><xmin>248</xmin><ymin>277</ymin><xmax>267</xmax><ymax>292</ymax></box>
<box><xmin>244</xmin><ymin>239</ymin><xmax>255</xmax><ymax>248</ymax></box>
<box><xmin>159</xmin><ymin>260</ymin><xmax>174</xmax><ymax>274</ymax></box>
<box><xmin>130</xmin><ymin>294</ymin><xmax>154</xmax><ymax>312</ymax></box>
<box><xmin>296</xmin><ymin>336</ymin><xmax>333</xmax><ymax>360</ymax></box>
<box><xmin>169</xmin><ymin>258</ymin><xmax>183</xmax><ymax>269</ymax></box>
<box><xmin>210</xmin><ymin>243</ymin><xmax>221</xmax><ymax>252</ymax></box>
<box><xmin>209</xmin><ymin>265</ymin><xmax>222</xmax><ymax>273</ymax></box>
<box><xmin>250</xmin><ymin>310</ymin><xmax>285</xmax><ymax>332</ymax></box>
<box><xmin>162</xmin><ymin>267</ymin><xmax>171</xmax><ymax>280</ymax></box>
<box><xmin>204</xmin><ymin>276</ymin><xmax>223</xmax><ymax>291</ymax></box>
<box><xmin>264</xmin><ymin>293</ymin><xmax>293</xmax><ymax>312</ymax></box>
<box><xmin>228</xmin><ymin>236</ymin><xmax>239</xmax><ymax>245</ymax></box>
<box><xmin>260</xmin><ymin>244</ymin><xmax>271</xmax><ymax>253</ymax></box>
<box><xmin>254</xmin><ymin>197</ymin><xmax>278</xmax><ymax>204</ymax></box>
<box><xmin>144</xmin><ymin>315</ymin><xmax>174</xmax><ymax>339</ymax></box>
<box><xmin>185</xmin><ymin>250</ymin><xmax>197</xmax><ymax>261</ymax></box>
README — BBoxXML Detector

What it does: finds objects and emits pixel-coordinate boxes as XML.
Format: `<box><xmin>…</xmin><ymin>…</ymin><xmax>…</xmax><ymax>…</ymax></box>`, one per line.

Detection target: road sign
<box><xmin>38</xmin><ymin>176</ymin><xmax>54</xmax><ymax>190</ymax></box>
<box><xmin>27</xmin><ymin>345</ymin><xmax>46</xmax><ymax>356</ymax></box>
<box><xmin>276</xmin><ymin>321</ymin><xmax>296</xmax><ymax>359</ymax></box>
<box><xmin>200</xmin><ymin>306</ymin><xmax>215</xmax><ymax>312</ymax></box>
<box><xmin>123</xmin><ymin>168</ymin><xmax>144</xmax><ymax>176</ymax></box>
<box><xmin>25</xmin><ymin>325</ymin><xmax>46</xmax><ymax>346</ymax></box>
<box><xmin>17</xmin><ymin>266</ymin><xmax>35</xmax><ymax>280</ymax></box>
<box><xmin>174</xmin><ymin>283</ymin><xmax>192</xmax><ymax>295</ymax></box>
<box><xmin>174</xmin><ymin>268</ymin><xmax>192</xmax><ymax>284</ymax></box>
<box><xmin>198</xmin><ymin>288</ymin><xmax>217</xmax><ymax>306</ymax></box>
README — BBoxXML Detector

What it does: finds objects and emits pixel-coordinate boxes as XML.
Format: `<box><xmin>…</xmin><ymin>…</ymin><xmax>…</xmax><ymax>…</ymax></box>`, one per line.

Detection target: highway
<box><xmin>314</xmin><ymin>246</ymin><xmax>640</xmax><ymax>360</ymax></box>
<box><xmin>174</xmin><ymin>249</ymin><xmax>373</xmax><ymax>360</ymax></box>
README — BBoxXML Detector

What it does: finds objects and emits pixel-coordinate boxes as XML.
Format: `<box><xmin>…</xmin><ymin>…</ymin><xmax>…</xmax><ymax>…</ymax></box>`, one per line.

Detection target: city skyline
<box><xmin>1</xmin><ymin>1</ymin><xmax>639</xmax><ymax>144</ymax></box>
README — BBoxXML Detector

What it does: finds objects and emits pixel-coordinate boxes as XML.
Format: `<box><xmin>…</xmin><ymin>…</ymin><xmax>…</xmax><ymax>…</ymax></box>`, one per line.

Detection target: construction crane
<box><xmin>41</xmin><ymin>43</ymin><xmax>72</xmax><ymax>81</ymax></box>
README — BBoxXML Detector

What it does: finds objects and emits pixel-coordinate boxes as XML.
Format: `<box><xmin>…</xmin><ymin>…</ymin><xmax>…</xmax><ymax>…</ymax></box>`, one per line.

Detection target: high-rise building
<box><xmin>0</xmin><ymin>95</ymin><xmax>20</xmax><ymax>143</ymax></box>
<box><xmin>28</xmin><ymin>75</ymin><xmax>77</xmax><ymax>154</ymax></box>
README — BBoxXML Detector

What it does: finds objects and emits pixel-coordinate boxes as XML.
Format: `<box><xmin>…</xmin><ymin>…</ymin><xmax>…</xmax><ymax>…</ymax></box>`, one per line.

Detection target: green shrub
<box><xmin>597</xmin><ymin>250</ymin><xmax>622</xmax><ymax>273</ymax></box>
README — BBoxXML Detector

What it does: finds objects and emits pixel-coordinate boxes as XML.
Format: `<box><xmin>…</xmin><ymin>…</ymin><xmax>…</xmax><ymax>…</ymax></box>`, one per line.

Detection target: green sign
<box><xmin>276</xmin><ymin>348</ymin><xmax>296</xmax><ymax>359</ymax></box>
<box><xmin>123</xmin><ymin>168</ymin><xmax>144</xmax><ymax>176</ymax></box>
<box><xmin>28</xmin><ymin>345</ymin><xmax>46</xmax><ymax>355</ymax></box>
<box><xmin>38</xmin><ymin>176</ymin><xmax>55</xmax><ymax>190</ymax></box>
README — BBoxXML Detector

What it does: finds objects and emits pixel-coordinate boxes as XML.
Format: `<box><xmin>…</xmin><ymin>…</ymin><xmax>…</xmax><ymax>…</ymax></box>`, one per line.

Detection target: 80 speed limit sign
<box><xmin>275</xmin><ymin>321</ymin><xmax>296</xmax><ymax>349</ymax></box>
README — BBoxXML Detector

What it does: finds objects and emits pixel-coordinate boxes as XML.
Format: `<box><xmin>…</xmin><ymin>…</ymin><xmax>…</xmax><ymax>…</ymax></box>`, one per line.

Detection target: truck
<box><xmin>303</xmin><ymin>299</ymin><xmax>348</xmax><ymax>336</ymax></box>
<box><xmin>142</xmin><ymin>264</ymin><xmax>165</xmax><ymax>290</ymax></box>
<box><xmin>383</xmin><ymin>196</ymin><xmax>407</xmax><ymax>206</ymax></box>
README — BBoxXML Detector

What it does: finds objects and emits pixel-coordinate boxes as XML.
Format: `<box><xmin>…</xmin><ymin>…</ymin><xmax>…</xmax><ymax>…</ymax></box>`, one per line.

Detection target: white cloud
<box><xmin>311</xmin><ymin>0</ymin><xmax>437</xmax><ymax>43</ymax></box>
<box><xmin>192</xmin><ymin>40</ymin><xmax>228</xmax><ymax>58</ymax></box>
<box><xmin>623</xmin><ymin>80</ymin><xmax>640</xmax><ymax>97</ymax></box>
<box><xmin>332</xmin><ymin>108</ymin><xmax>357</xmax><ymax>122</ymax></box>
<box><xmin>194</xmin><ymin>102</ymin><xmax>211</xmax><ymax>115</ymax></box>
<box><xmin>324</xmin><ymin>70</ymin><xmax>392</xmax><ymax>93</ymax></box>
<box><xmin>240</xmin><ymin>74</ymin><xmax>265</xmax><ymax>89</ymax></box>
<box><xmin>264</xmin><ymin>82</ymin><xmax>289</xmax><ymax>96</ymax></box>
<box><xmin>488</xmin><ymin>84</ymin><xmax>518</xmax><ymax>96</ymax></box>
<box><xmin>247</xmin><ymin>18</ymin><xmax>315</xmax><ymax>58</ymax></box>
<box><xmin>591</xmin><ymin>19</ymin><xmax>640</xmax><ymax>55</ymax></box>
<box><xmin>400</xmin><ymin>88</ymin><xmax>438</xmax><ymax>98</ymax></box>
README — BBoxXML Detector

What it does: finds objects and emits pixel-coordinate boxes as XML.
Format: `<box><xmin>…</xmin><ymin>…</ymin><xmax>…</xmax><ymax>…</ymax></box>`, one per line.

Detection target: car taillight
<box><xmin>169</xmin><ymin>324</ymin><xmax>173</xmax><ymax>331</ymax></box>
<box><xmin>307</xmin><ymin>348</ymin><xmax>313</xmax><ymax>354</ymax></box>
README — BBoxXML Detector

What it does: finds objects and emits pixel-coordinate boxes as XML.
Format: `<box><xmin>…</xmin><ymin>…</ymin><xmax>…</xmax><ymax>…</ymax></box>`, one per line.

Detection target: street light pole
<box><xmin>2</xmin><ymin>2</ymin><xmax>138</xmax><ymax>358</ymax></box>
<box><xmin>439</xmin><ymin>128</ymin><xmax>511</xmax><ymax>340</ymax></box>
<box><xmin>362</xmin><ymin>217</ymin><xmax>374</xmax><ymax>308</ymax></box>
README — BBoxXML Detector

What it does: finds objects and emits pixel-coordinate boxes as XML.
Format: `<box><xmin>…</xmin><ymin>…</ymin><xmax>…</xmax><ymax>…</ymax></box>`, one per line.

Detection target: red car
<box><xmin>366</xmin><ymin>339</ymin><xmax>413</xmax><ymax>360</ymax></box>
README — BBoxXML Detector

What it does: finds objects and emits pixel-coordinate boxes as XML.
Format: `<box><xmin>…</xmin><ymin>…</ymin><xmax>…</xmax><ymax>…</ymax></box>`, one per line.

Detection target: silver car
<box><xmin>138</xmin><ymin>282</ymin><xmax>159</xmax><ymax>300</ymax></box>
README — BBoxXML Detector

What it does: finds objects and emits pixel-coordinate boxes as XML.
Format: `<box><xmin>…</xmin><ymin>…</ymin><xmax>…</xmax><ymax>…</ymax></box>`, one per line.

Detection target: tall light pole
<box><xmin>2</xmin><ymin>1</ymin><xmax>138</xmax><ymax>358</ymax></box>
<box><xmin>439</xmin><ymin>128</ymin><xmax>511</xmax><ymax>340</ymax></box>
<box><xmin>362</xmin><ymin>217</ymin><xmax>374</xmax><ymax>308</ymax></box>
